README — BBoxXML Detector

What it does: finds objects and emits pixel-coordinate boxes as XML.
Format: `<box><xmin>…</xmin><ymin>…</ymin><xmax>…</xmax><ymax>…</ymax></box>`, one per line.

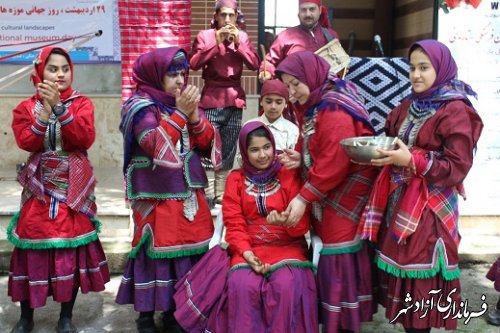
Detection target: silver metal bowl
<box><xmin>340</xmin><ymin>136</ymin><xmax>397</xmax><ymax>163</ymax></box>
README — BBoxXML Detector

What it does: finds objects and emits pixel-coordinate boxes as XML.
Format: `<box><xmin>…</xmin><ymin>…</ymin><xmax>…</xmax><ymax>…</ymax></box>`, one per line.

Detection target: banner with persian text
<box><xmin>0</xmin><ymin>0</ymin><xmax>120</xmax><ymax>63</ymax></box>
<box><xmin>438</xmin><ymin>1</ymin><xmax>500</xmax><ymax>215</ymax></box>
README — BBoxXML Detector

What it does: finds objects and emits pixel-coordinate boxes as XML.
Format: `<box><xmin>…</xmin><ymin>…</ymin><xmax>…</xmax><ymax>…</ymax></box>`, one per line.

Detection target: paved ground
<box><xmin>0</xmin><ymin>265</ymin><xmax>498</xmax><ymax>333</ymax></box>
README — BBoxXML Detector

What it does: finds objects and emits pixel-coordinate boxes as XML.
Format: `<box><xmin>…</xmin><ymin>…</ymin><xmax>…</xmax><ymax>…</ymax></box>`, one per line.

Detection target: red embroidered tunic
<box><xmin>190</xmin><ymin>29</ymin><xmax>259</xmax><ymax>109</ymax></box>
<box><xmin>377</xmin><ymin>99</ymin><xmax>482</xmax><ymax>275</ymax></box>
<box><xmin>222</xmin><ymin>167</ymin><xmax>310</xmax><ymax>267</ymax></box>
<box><xmin>126</xmin><ymin>104</ymin><xmax>216</xmax><ymax>258</ymax></box>
<box><xmin>10</xmin><ymin>95</ymin><xmax>99</xmax><ymax>248</ymax></box>
<box><xmin>298</xmin><ymin>106</ymin><xmax>378</xmax><ymax>249</ymax></box>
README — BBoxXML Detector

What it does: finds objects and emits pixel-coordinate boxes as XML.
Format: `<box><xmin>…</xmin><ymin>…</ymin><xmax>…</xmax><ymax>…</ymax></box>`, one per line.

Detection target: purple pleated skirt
<box><xmin>486</xmin><ymin>257</ymin><xmax>500</xmax><ymax>292</ymax></box>
<box><xmin>316</xmin><ymin>241</ymin><xmax>376</xmax><ymax>333</ymax></box>
<box><xmin>174</xmin><ymin>245</ymin><xmax>230</xmax><ymax>332</ymax></box>
<box><xmin>115</xmin><ymin>244</ymin><xmax>203</xmax><ymax>312</ymax></box>
<box><xmin>174</xmin><ymin>245</ymin><xmax>318</xmax><ymax>333</ymax></box>
<box><xmin>8</xmin><ymin>240</ymin><xmax>110</xmax><ymax>308</ymax></box>
<box><xmin>222</xmin><ymin>265</ymin><xmax>318</xmax><ymax>333</ymax></box>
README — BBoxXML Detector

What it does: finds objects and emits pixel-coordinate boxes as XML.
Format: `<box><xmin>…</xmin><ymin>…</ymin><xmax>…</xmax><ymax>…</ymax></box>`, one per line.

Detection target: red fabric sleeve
<box><xmin>60</xmin><ymin>96</ymin><xmax>96</xmax><ymax>151</ymax></box>
<box><xmin>189</xmin><ymin>30</ymin><xmax>220</xmax><ymax>71</ymax></box>
<box><xmin>299</xmin><ymin>107</ymin><xmax>359</xmax><ymax>203</ymax></box>
<box><xmin>234</xmin><ymin>31</ymin><xmax>259</xmax><ymax>70</ymax></box>
<box><xmin>261</xmin><ymin>36</ymin><xmax>283</xmax><ymax>78</ymax></box>
<box><xmin>12</xmin><ymin>98</ymin><xmax>46</xmax><ymax>152</ymax></box>
<box><xmin>421</xmin><ymin>101</ymin><xmax>480</xmax><ymax>186</ymax></box>
<box><xmin>189</xmin><ymin>117</ymin><xmax>214</xmax><ymax>151</ymax></box>
<box><xmin>386</xmin><ymin>100</ymin><xmax>482</xmax><ymax>187</ymax></box>
<box><xmin>222</xmin><ymin>171</ymin><xmax>253</xmax><ymax>256</ymax></box>
<box><xmin>158</xmin><ymin>110</ymin><xmax>188</xmax><ymax>144</ymax></box>
<box><xmin>132</xmin><ymin>106</ymin><xmax>187</xmax><ymax>157</ymax></box>
<box><xmin>280</xmin><ymin>168</ymin><xmax>310</xmax><ymax>237</ymax></box>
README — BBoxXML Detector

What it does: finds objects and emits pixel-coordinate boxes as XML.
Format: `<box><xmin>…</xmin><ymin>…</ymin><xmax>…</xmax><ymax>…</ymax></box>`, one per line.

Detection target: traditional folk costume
<box><xmin>276</xmin><ymin>51</ymin><xmax>378</xmax><ymax>333</ymax></box>
<box><xmin>359</xmin><ymin>40</ymin><xmax>483</xmax><ymax>330</ymax></box>
<box><xmin>174</xmin><ymin>121</ymin><xmax>318</xmax><ymax>333</ymax></box>
<box><xmin>190</xmin><ymin>0</ymin><xmax>259</xmax><ymax>202</ymax></box>
<box><xmin>8</xmin><ymin>46</ymin><xmax>109</xmax><ymax>330</ymax></box>
<box><xmin>115</xmin><ymin>48</ymin><xmax>219</xmax><ymax>329</ymax></box>
<box><xmin>260</xmin><ymin>0</ymin><xmax>339</xmax><ymax>78</ymax></box>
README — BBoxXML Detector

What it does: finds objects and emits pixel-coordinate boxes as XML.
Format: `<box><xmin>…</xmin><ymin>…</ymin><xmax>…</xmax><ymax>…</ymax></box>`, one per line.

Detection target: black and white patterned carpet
<box><xmin>346</xmin><ymin>57</ymin><xmax>411</xmax><ymax>135</ymax></box>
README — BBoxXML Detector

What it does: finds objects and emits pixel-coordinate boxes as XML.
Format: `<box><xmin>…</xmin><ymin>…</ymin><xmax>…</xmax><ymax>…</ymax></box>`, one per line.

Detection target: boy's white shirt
<box><xmin>248</xmin><ymin>114</ymin><xmax>300</xmax><ymax>151</ymax></box>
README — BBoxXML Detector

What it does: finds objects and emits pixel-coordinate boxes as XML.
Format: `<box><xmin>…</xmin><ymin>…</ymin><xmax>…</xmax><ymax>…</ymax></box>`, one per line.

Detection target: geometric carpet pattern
<box><xmin>346</xmin><ymin>57</ymin><xmax>411</xmax><ymax>135</ymax></box>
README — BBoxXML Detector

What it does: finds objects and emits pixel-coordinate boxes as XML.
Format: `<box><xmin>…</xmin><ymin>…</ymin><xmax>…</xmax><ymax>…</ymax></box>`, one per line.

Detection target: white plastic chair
<box><xmin>310</xmin><ymin>230</ymin><xmax>323</xmax><ymax>269</ymax></box>
<box><xmin>208</xmin><ymin>210</ymin><xmax>224</xmax><ymax>249</ymax></box>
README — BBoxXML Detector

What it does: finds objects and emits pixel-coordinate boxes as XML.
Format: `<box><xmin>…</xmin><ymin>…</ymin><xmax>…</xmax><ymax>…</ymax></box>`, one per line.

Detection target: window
<box><xmin>263</xmin><ymin>0</ymin><xmax>299</xmax><ymax>51</ymax></box>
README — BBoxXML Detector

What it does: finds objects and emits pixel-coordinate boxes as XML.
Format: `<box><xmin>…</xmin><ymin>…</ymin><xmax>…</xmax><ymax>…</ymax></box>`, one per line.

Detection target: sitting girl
<box><xmin>174</xmin><ymin>121</ymin><xmax>318</xmax><ymax>333</ymax></box>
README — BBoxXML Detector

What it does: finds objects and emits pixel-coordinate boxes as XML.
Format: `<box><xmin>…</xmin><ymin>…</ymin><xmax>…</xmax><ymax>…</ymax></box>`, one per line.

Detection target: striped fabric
<box><xmin>19</xmin><ymin>151</ymin><xmax>97</xmax><ymax>218</ymax></box>
<box><xmin>118</xmin><ymin>1</ymin><xmax>192</xmax><ymax>101</ymax></box>
<box><xmin>204</xmin><ymin>107</ymin><xmax>243</xmax><ymax>170</ymax></box>
<box><xmin>427</xmin><ymin>185</ymin><xmax>460</xmax><ymax>246</ymax></box>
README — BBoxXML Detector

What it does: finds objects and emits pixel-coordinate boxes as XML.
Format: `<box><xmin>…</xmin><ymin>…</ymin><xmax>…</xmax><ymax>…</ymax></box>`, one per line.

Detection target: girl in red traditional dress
<box><xmin>276</xmin><ymin>51</ymin><xmax>378</xmax><ymax>333</ymax></box>
<box><xmin>359</xmin><ymin>40</ymin><xmax>483</xmax><ymax>332</ymax></box>
<box><xmin>174</xmin><ymin>120</ymin><xmax>318</xmax><ymax>333</ymax></box>
<box><xmin>8</xmin><ymin>47</ymin><xmax>110</xmax><ymax>333</ymax></box>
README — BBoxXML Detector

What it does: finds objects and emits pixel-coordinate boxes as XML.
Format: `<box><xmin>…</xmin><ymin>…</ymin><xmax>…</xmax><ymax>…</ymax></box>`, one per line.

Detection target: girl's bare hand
<box><xmin>266</xmin><ymin>210</ymin><xmax>289</xmax><ymax>225</ymax></box>
<box><xmin>37</xmin><ymin>80</ymin><xmax>61</xmax><ymax>107</ymax></box>
<box><xmin>278</xmin><ymin>148</ymin><xmax>301</xmax><ymax>169</ymax></box>
<box><xmin>284</xmin><ymin>197</ymin><xmax>306</xmax><ymax>227</ymax></box>
<box><xmin>243</xmin><ymin>251</ymin><xmax>271</xmax><ymax>275</ymax></box>
<box><xmin>176</xmin><ymin>85</ymin><xmax>200</xmax><ymax>118</ymax></box>
<box><xmin>370</xmin><ymin>138</ymin><xmax>411</xmax><ymax>167</ymax></box>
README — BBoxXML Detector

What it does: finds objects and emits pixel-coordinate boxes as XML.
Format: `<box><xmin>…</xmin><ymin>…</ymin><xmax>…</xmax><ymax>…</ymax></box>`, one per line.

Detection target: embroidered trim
<box><xmin>320</xmin><ymin>236</ymin><xmax>363</xmax><ymax>255</ymax></box>
<box><xmin>128</xmin><ymin>225</ymin><xmax>210</xmax><ymax>259</ymax></box>
<box><xmin>229</xmin><ymin>259</ymin><xmax>315</xmax><ymax>275</ymax></box>
<box><xmin>184</xmin><ymin>151</ymin><xmax>208</xmax><ymax>188</ymax></box>
<box><xmin>7</xmin><ymin>212</ymin><xmax>102</xmax><ymax>249</ymax></box>
<box><xmin>126</xmin><ymin>157</ymin><xmax>192</xmax><ymax>200</ymax></box>
<box><xmin>375</xmin><ymin>238</ymin><xmax>460</xmax><ymax>281</ymax></box>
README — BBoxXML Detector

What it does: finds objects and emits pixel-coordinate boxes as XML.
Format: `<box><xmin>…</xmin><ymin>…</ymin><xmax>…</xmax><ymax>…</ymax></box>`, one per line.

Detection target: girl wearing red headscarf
<box><xmin>8</xmin><ymin>47</ymin><xmax>110</xmax><ymax>333</ymax></box>
<box><xmin>276</xmin><ymin>50</ymin><xmax>378</xmax><ymax>333</ymax></box>
<box><xmin>359</xmin><ymin>40</ymin><xmax>483</xmax><ymax>332</ymax></box>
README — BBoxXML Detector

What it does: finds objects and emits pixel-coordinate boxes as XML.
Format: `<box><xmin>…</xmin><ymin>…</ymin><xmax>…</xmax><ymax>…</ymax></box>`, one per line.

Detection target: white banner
<box><xmin>438</xmin><ymin>1</ymin><xmax>500</xmax><ymax>215</ymax></box>
<box><xmin>0</xmin><ymin>0</ymin><xmax>120</xmax><ymax>63</ymax></box>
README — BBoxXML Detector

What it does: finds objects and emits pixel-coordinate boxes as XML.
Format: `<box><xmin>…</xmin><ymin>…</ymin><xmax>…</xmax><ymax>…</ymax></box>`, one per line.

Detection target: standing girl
<box><xmin>116</xmin><ymin>47</ymin><xmax>219</xmax><ymax>333</ymax></box>
<box><xmin>276</xmin><ymin>51</ymin><xmax>378</xmax><ymax>333</ymax></box>
<box><xmin>174</xmin><ymin>120</ymin><xmax>318</xmax><ymax>333</ymax></box>
<box><xmin>360</xmin><ymin>39</ymin><xmax>483</xmax><ymax>332</ymax></box>
<box><xmin>8</xmin><ymin>46</ymin><xmax>110</xmax><ymax>333</ymax></box>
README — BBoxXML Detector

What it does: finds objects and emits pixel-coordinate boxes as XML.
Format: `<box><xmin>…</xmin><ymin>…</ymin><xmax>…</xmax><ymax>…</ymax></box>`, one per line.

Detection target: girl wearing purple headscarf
<box><xmin>276</xmin><ymin>50</ymin><xmax>378</xmax><ymax>333</ymax></box>
<box><xmin>359</xmin><ymin>40</ymin><xmax>483</xmax><ymax>332</ymax></box>
<box><xmin>116</xmin><ymin>47</ymin><xmax>220</xmax><ymax>333</ymax></box>
<box><xmin>174</xmin><ymin>121</ymin><xmax>318</xmax><ymax>333</ymax></box>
